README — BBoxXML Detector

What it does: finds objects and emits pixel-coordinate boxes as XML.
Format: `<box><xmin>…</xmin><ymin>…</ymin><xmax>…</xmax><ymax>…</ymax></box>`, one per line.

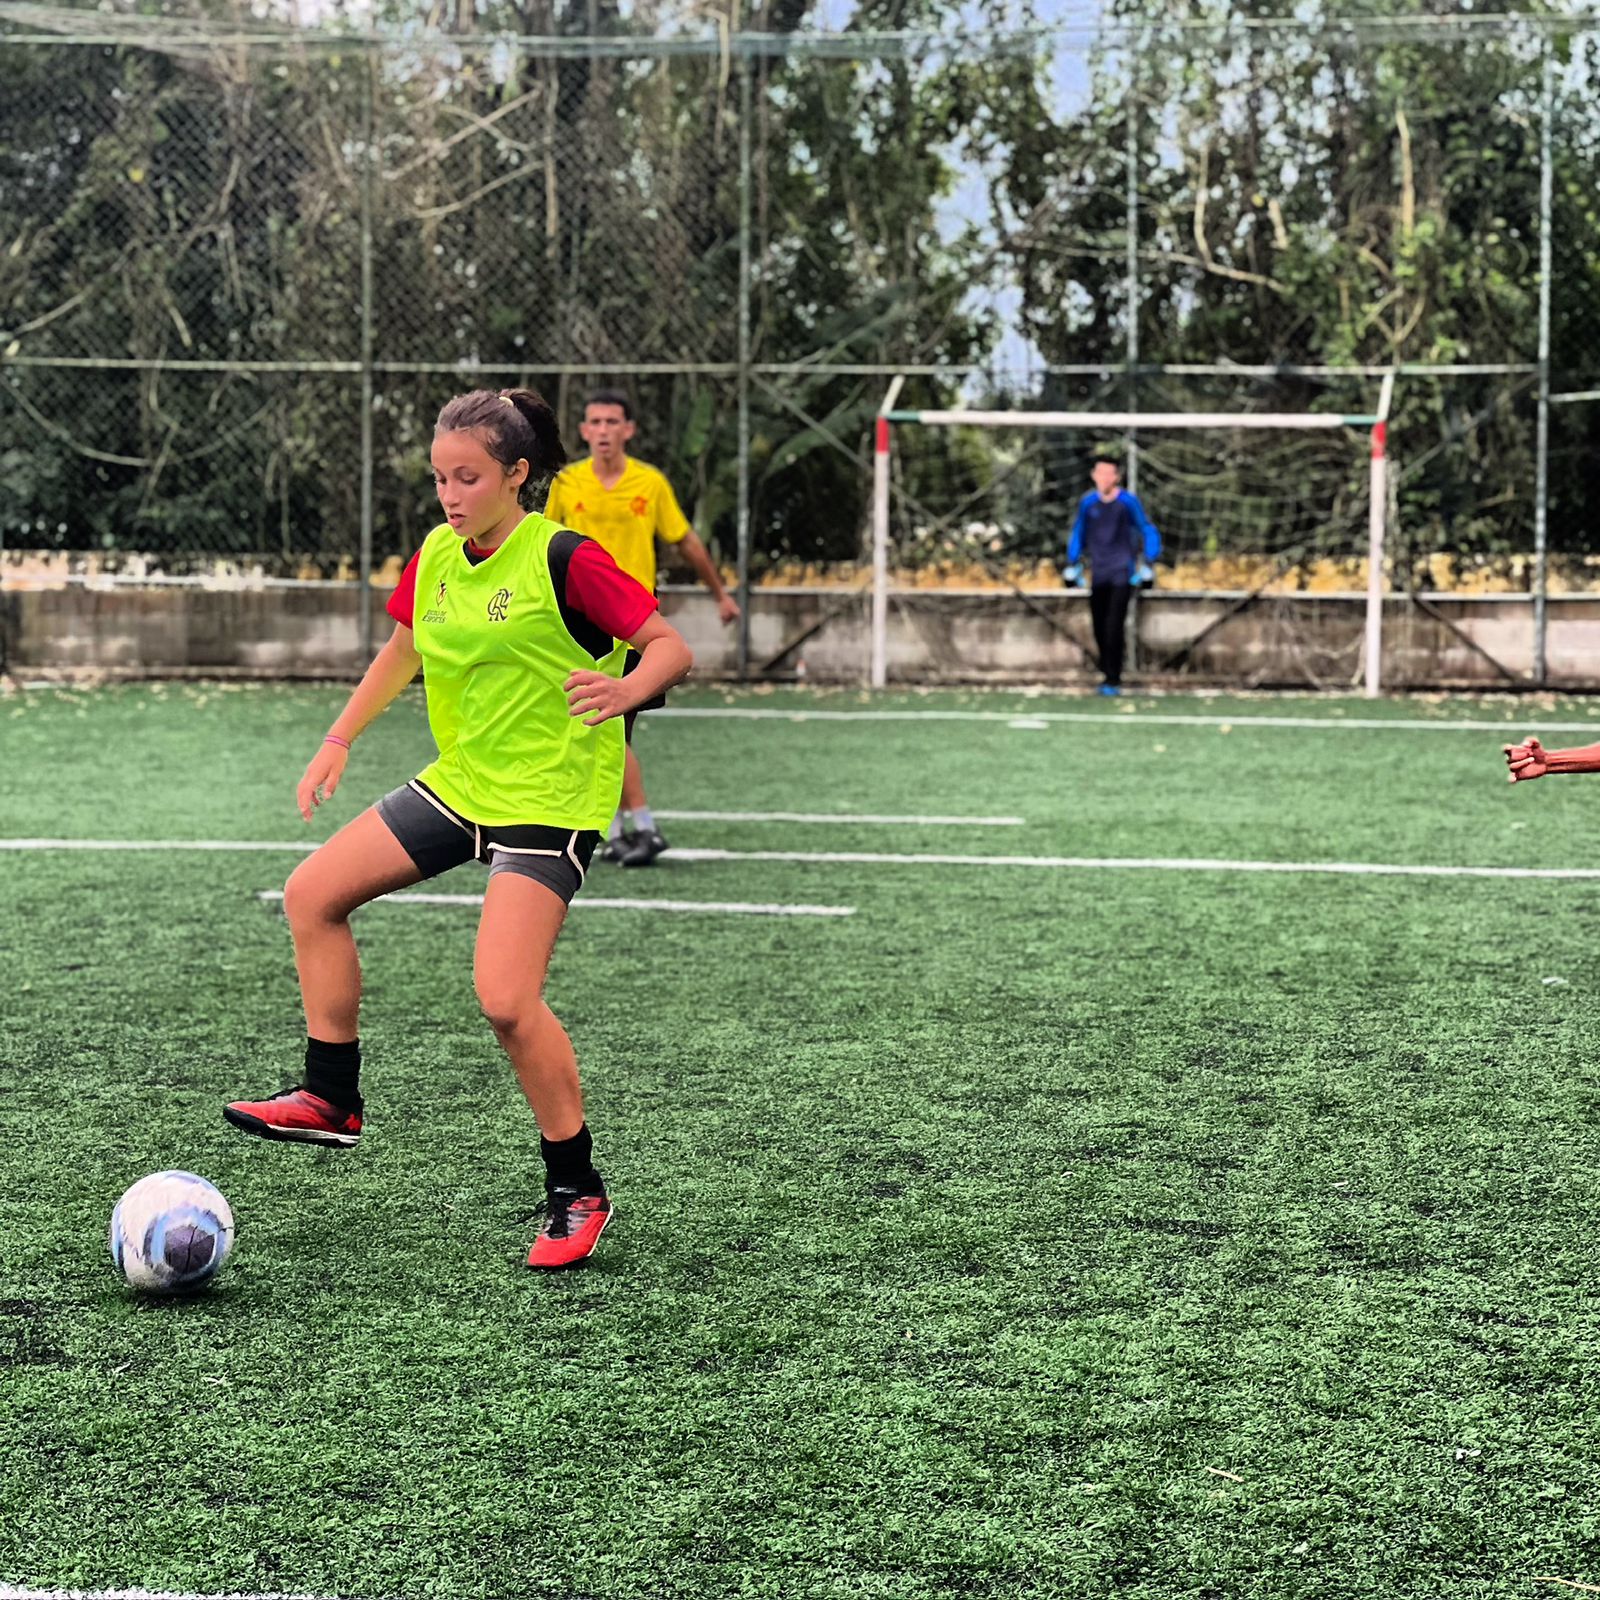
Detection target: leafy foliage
<box><xmin>2</xmin><ymin>3</ymin><xmax>1598</xmax><ymax>569</ymax></box>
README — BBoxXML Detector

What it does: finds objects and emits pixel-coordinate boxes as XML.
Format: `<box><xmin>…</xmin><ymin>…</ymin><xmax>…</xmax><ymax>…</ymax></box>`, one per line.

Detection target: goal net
<box><xmin>868</xmin><ymin>374</ymin><xmax>1393</xmax><ymax>693</ymax></box>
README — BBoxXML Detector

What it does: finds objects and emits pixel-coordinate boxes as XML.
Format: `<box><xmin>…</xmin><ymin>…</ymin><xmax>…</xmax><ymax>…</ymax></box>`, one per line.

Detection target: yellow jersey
<box><xmin>543</xmin><ymin>457</ymin><xmax>690</xmax><ymax>592</ymax></box>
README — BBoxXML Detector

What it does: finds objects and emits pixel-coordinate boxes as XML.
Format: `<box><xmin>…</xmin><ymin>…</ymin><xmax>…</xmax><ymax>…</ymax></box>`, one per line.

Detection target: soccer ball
<box><xmin>109</xmin><ymin>1171</ymin><xmax>235</xmax><ymax>1293</ymax></box>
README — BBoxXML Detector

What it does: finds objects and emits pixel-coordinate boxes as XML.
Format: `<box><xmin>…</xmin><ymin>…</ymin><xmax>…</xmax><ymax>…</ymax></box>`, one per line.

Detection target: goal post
<box><xmin>1365</xmin><ymin>371</ymin><xmax>1396</xmax><ymax>699</ymax></box>
<box><xmin>870</xmin><ymin>376</ymin><xmax>1395</xmax><ymax>694</ymax></box>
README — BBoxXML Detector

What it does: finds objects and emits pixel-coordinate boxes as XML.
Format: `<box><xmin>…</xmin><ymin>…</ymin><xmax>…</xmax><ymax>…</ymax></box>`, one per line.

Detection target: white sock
<box><xmin>609</xmin><ymin>811</ymin><xmax>631</xmax><ymax>841</ymax></box>
<box><xmin>633</xmin><ymin>807</ymin><xmax>655</xmax><ymax>834</ymax></box>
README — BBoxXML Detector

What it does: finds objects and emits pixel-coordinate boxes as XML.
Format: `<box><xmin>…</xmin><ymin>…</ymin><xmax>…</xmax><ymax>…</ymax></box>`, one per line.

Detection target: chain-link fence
<box><xmin>3</xmin><ymin>9</ymin><xmax>1600</xmax><ymax>681</ymax></box>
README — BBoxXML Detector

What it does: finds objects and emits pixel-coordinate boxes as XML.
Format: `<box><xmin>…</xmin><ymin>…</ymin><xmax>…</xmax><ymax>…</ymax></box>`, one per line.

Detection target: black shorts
<box><xmin>622</xmin><ymin>648</ymin><xmax>665</xmax><ymax>745</ymax></box>
<box><xmin>376</xmin><ymin>780</ymin><xmax>598</xmax><ymax>905</ymax></box>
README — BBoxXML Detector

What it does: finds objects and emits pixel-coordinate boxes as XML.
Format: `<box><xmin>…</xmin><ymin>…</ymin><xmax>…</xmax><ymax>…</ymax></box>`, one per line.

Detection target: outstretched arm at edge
<box><xmin>1504</xmin><ymin>736</ymin><xmax>1600</xmax><ymax>783</ymax></box>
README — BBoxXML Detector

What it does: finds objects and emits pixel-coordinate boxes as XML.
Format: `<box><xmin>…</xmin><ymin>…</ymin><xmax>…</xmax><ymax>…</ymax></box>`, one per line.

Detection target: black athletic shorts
<box><xmin>376</xmin><ymin>780</ymin><xmax>599</xmax><ymax>905</ymax></box>
<box><xmin>622</xmin><ymin>647</ymin><xmax>665</xmax><ymax>745</ymax></box>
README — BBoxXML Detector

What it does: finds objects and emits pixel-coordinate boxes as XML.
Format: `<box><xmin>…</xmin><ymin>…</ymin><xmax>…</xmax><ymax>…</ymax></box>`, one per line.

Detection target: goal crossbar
<box><xmin>888</xmin><ymin>409</ymin><xmax>1379</xmax><ymax>430</ymax></box>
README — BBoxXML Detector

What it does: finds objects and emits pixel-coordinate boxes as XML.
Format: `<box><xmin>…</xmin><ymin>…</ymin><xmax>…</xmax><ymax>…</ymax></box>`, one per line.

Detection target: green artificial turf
<box><xmin>5</xmin><ymin>683</ymin><xmax>1600</xmax><ymax>1598</ymax></box>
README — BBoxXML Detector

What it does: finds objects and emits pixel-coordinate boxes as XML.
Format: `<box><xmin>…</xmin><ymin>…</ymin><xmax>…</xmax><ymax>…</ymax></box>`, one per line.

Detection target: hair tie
<box><xmin>501</xmin><ymin>395</ymin><xmax>516</xmax><ymax>408</ymax></box>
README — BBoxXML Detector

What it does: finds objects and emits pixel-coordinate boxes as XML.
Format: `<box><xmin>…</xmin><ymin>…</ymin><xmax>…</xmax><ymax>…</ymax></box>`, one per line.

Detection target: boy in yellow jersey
<box><xmin>544</xmin><ymin>388</ymin><xmax>739</xmax><ymax>867</ymax></box>
<box><xmin>221</xmin><ymin>387</ymin><xmax>692</xmax><ymax>1271</ymax></box>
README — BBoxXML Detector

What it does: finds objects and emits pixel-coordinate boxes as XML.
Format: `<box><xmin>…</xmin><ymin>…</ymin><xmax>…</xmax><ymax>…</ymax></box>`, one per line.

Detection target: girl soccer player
<box><xmin>222</xmin><ymin>388</ymin><xmax>691</xmax><ymax>1269</ymax></box>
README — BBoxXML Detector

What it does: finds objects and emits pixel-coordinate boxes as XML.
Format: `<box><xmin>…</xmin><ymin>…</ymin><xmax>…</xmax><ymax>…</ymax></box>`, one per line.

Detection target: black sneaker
<box><xmin>598</xmin><ymin>832</ymin><xmax>633</xmax><ymax>864</ymax></box>
<box><xmin>618</xmin><ymin>828</ymin><xmax>669</xmax><ymax>867</ymax></box>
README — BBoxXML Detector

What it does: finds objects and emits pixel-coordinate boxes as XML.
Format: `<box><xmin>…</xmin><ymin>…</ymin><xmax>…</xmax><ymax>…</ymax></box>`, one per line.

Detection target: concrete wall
<box><xmin>4</xmin><ymin>579</ymin><xmax>1597</xmax><ymax>689</ymax></box>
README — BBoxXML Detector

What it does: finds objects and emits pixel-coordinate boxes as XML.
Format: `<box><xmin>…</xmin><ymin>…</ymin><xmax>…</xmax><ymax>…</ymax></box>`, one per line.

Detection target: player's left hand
<box><xmin>718</xmin><ymin>595</ymin><xmax>741</xmax><ymax>626</ymax></box>
<box><xmin>565</xmin><ymin>669</ymin><xmax>633</xmax><ymax>726</ymax></box>
<box><xmin>1504</xmin><ymin>736</ymin><xmax>1549</xmax><ymax>782</ymax></box>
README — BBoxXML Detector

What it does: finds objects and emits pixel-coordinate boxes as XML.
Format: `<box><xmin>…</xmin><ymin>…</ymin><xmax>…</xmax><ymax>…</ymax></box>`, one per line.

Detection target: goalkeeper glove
<box><xmin>1061</xmin><ymin>561</ymin><xmax>1084</xmax><ymax>588</ymax></box>
<box><xmin>1133</xmin><ymin>560</ymin><xmax>1155</xmax><ymax>588</ymax></box>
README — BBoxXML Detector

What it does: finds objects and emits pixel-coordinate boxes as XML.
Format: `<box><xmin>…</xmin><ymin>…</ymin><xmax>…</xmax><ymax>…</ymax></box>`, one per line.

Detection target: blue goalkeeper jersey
<box><xmin>1067</xmin><ymin>490</ymin><xmax>1161</xmax><ymax>584</ymax></box>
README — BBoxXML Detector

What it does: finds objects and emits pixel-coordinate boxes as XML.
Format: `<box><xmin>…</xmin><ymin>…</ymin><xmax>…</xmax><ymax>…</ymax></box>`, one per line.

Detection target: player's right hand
<box><xmin>1061</xmin><ymin>562</ymin><xmax>1083</xmax><ymax>588</ymax></box>
<box><xmin>297</xmin><ymin>743</ymin><xmax>349</xmax><ymax>821</ymax></box>
<box><xmin>1504</xmin><ymin>736</ymin><xmax>1548</xmax><ymax>783</ymax></box>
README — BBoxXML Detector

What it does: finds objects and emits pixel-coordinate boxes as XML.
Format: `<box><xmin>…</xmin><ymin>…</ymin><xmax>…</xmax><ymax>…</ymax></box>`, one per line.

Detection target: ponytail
<box><xmin>500</xmin><ymin>388</ymin><xmax>568</xmax><ymax>499</ymax></box>
<box><xmin>434</xmin><ymin>386</ymin><xmax>569</xmax><ymax>509</ymax></box>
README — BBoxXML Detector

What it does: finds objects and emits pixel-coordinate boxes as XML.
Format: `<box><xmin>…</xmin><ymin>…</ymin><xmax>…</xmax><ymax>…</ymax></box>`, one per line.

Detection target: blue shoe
<box><xmin>1098</xmin><ymin>683</ymin><xmax>1121</xmax><ymax>697</ymax></box>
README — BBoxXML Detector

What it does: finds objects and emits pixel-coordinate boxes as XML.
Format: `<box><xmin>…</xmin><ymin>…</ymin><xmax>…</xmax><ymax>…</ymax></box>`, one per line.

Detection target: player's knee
<box><xmin>282</xmin><ymin>862</ymin><xmax>338</xmax><ymax>929</ymax></box>
<box><xmin>475</xmin><ymin>979</ymin><xmax>536</xmax><ymax>1037</ymax></box>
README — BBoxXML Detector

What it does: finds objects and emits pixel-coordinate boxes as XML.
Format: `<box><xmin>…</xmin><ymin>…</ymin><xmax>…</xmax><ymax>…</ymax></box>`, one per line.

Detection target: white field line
<box><xmin>663</xmin><ymin>847</ymin><xmax>1600</xmax><ymax>881</ymax></box>
<box><xmin>2</xmin><ymin>839</ymin><xmax>314</xmax><ymax>852</ymax></box>
<box><xmin>0</xmin><ymin>805</ymin><xmax>1024</xmax><ymax>853</ymax></box>
<box><xmin>254</xmin><ymin>890</ymin><xmax>854</xmax><ymax>917</ymax></box>
<box><xmin>656</xmin><ymin>707</ymin><xmax>1600</xmax><ymax>734</ymax></box>
<box><xmin>8</xmin><ymin>838</ymin><xmax>1600</xmax><ymax>881</ymax></box>
<box><xmin>651</xmin><ymin>809</ymin><xmax>1025</xmax><ymax>825</ymax></box>
<box><xmin>0</xmin><ymin>1591</ymin><xmax>324</xmax><ymax>1600</ymax></box>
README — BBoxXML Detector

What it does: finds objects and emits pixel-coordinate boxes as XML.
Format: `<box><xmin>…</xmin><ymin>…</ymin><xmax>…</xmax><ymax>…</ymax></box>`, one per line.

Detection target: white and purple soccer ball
<box><xmin>109</xmin><ymin>1171</ymin><xmax>235</xmax><ymax>1293</ymax></box>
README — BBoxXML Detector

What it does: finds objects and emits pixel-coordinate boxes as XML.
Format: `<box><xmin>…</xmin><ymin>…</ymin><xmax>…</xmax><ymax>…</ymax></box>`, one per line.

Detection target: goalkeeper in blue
<box><xmin>1062</xmin><ymin>455</ymin><xmax>1162</xmax><ymax>696</ymax></box>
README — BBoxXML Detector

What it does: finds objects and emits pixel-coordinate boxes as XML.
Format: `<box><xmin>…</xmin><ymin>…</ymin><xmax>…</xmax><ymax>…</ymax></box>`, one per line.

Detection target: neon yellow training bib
<box><xmin>410</xmin><ymin>513</ymin><xmax>627</xmax><ymax>829</ymax></box>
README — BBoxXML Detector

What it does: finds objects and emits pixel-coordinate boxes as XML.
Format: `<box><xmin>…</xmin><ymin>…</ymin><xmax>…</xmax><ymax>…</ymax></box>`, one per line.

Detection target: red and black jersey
<box><xmin>387</xmin><ymin>529</ymin><xmax>656</xmax><ymax>652</ymax></box>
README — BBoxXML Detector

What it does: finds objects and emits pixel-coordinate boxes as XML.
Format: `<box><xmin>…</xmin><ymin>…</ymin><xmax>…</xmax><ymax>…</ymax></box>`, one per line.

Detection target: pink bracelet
<box><xmin>324</xmin><ymin>734</ymin><xmax>351</xmax><ymax>750</ymax></box>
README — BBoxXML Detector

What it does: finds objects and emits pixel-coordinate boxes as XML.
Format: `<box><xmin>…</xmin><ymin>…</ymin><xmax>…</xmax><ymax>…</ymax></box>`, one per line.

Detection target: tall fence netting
<box><xmin>3</xmin><ymin>13</ymin><xmax>1600</xmax><ymax>681</ymax></box>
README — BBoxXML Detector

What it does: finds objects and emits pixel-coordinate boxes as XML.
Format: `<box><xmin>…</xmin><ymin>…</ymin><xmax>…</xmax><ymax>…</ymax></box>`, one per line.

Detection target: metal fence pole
<box><xmin>1124</xmin><ymin>44</ymin><xmax>1140</xmax><ymax>497</ymax></box>
<box><xmin>736</xmin><ymin>52</ymin><xmax>753</xmax><ymax>681</ymax></box>
<box><xmin>1124</xmin><ymin>47</ymin><xmax>1141</xmax><ymax>676</ymax></box>
<box><xmin>358</xmin><ymin>58</ymin><xmax>376</xmax><ymax>660</ymax></box>
<box><xmin>1534</xmin><ymin>46</ymin><xmax>1554</xmax><ymax>685</ymax></box>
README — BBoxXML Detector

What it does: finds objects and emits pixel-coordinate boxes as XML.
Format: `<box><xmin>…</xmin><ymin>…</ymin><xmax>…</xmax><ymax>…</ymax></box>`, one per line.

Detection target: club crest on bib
<box><xmin>434</xmin><ymin>579</ymin><xmax>447</xmax><ymax>605</ymax></box>
<box><xmin>630</xmin><ymin>496</ymin><xmax>649</xmax><ymax>518</ymax></box>
<box><xmin>487</xmin><ymin>587</ymin><xmax>513</xmax><ymax>622</ymax></box>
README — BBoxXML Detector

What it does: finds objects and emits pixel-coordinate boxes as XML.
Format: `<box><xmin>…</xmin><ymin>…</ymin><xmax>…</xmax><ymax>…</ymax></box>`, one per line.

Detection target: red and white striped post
<box><xmin>871</xmin><ymin>408</ymin><xmax>893</xmax><ymax>689</ymax></box>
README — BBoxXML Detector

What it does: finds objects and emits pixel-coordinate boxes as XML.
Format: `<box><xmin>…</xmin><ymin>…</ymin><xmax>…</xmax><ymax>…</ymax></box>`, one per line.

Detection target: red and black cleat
<box><xmin>223</xmin><ymin>1086</ymin><xmax>362</xmax><ymax>1149</ymax></box>
<box><xmin>526</xmin><ymin>1190</ymin><xmax>613</xmax><ymax>1270</ymax></box>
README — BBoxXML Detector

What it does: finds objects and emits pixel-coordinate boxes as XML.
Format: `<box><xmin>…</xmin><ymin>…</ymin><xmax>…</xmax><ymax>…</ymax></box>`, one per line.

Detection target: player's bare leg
<box><xmin>475</xmin><ymin>872</ymin><xmax>582</xmax><ymax>1136</ymax></box>
<box><xmin>621</xmin><ymin>746</ymin><xmax>647</xmax><ymax>814</ymax></box>
<box><xmin>475</xmin><ymin>872</ymin><xmax>611</xmax><ymax>1268</ymax></box>
<box><xmin>601</xmin><ymin>744</ymin><xmax>646</xmax><ymax>861</ymax></box>
<box><xmin>617</xmin><ymin>744</ymin><xmax>669</xmax><ymax>867</ymax></box>
<box><xmin>224</xmin><ymin>808</ymin><xmax>421</xmax><ymax>1147</ymax></box>
<box><xmin>286</xmin><ymin>808</ymin><xmax>423</xmax><ymax>1041</ymax></box>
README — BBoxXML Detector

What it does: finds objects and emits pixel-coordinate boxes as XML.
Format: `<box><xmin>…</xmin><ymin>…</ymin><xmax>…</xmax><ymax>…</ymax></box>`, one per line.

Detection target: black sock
<box><xmin>541</xmin><ymin>1124</ymin><xmax>604</xmax><ymax>1195</ymax></box>
<box><xmin>304</xmin><ymin>1037</ymin><xmax>362</xmax><ymax>1114</ymax></box>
